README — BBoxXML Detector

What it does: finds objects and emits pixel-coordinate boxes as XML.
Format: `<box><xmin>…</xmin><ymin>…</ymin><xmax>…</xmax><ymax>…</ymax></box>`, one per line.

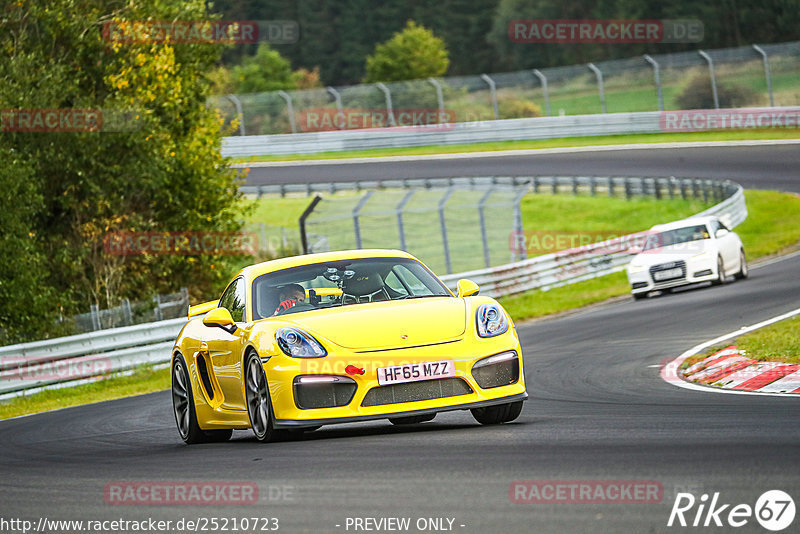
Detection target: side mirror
<box><xmin>715</xmin><ymin>228</ymin><xmax>729</xmax><ymax>238</ymax></box>
<box><xmin>456</xmin><ymin>279</ymin><xmax>480</xmax><ymax>298</ymax></box>
<box><xmin>203</xmin><ymin>307</ymin><xmax>237</xmax><ymax>333</ymax></box>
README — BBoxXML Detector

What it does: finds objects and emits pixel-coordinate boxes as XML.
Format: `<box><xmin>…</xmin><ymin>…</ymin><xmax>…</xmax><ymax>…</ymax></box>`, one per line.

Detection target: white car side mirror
<box><xmin>715</xmin><ymin>228</ymin><xmax>729</xmax><ymax>238</ymax></box>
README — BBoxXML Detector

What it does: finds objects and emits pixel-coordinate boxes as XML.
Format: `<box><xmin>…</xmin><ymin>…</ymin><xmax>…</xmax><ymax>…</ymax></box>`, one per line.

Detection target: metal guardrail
<box><xmin>222</xmin><ymin>111</ymin><xmax>663</xmax><ymax>157</ymax></box>
<box><xmin>0</xmin><ymin>177</ymin><xmax>746</xmax><ymax>398</ymax></box>
<box><xmin>439</xmin><ymin>181</ymin><xmax>747</xmax><ymax>297</ymax></box>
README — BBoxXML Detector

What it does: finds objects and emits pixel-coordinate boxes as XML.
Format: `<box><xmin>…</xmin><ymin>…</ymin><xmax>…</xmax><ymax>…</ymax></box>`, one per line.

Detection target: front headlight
<box><xmin>628</xmin><ymin>263</ymin><xmax>646</xmax><ymax>273</ymax></box>
<box><xmin>476</xmin><ymin>304</ymin><xmax>509</xmax><ymax>338</ymax></box>
<box><xmin>275</xmin><ymin>327</ymin><xmax>327</xmax><ymax>358</ymax></box>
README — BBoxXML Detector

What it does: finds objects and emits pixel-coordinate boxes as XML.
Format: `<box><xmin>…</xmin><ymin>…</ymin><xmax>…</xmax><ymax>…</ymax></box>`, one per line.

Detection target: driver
<box><xmin>273</xmin><ymin>284</ymin><xmax>305</xmax><ymax>315</ymax></box>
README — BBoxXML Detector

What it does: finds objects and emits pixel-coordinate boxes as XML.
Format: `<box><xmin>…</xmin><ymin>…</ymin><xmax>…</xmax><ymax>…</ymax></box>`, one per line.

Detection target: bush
<box><xmin>676</xmin><ymin>74</ymin><xmax>758</xmax><ymax>109</ymax></box>
<box><xmin>498</xmin><ymin>98</ymin><xmax>542</xmax><ymax>119</ymax></box>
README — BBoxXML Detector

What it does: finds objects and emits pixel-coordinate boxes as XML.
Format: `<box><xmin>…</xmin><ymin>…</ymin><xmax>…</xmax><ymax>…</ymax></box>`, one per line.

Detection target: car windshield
<box><xmin>251</xmin><ymin>257</ymin><xmax>451</xmax><ymax>319</ymax></box>
<box><xmin>643</xmin><ymin>224</ymin><xmax>710</xmax><ymax>251</ymax></box>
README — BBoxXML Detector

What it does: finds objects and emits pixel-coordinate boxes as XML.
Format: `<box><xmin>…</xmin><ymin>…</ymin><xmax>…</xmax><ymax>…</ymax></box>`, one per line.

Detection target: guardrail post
<box><xmin>299</xmin><ymin>195</ymin><xmax>322</xmax><ymax>254</ymax></box>
<box><xmin>551</xmin><ymin>177</ymin><xmax>558</xmax><ymax>195</ymax></box>
<box><xmin>513</xmin><ymin>187</ymin><xmax>528</xmax><ymax>261</ymax></box>
<box><xmin>277</xmin><ymin>90</ymin><xmax>297</xmax><ymax>133</ymax></box>
<box><xmin>668</xmin><ymin>177</ymin><xmax>675</xmax><ymax>200</ymax></box>
<box><xmin>698</xmin><ymin>51</ymin><xmax>719</xmax><ymax>109</ymax></box>
<box><xmin>702</xmin><ymin>180</ymin><xmax>710</xmax><ymax>203</ymax></box>
<box><xmin>571</xmin><ymin>177</ymin><xmax>579</xmax><ymax>196</ymax></box>
<box><xmin>89</xmin><ymin>304</ymin><xmax>100</xmax><ymax>331</ymax></box>
<box><xmin>680</xmin><ymin>179</ymin><xmax>687</xmax><ymax>200</ymax></box>
<box><xmin>642</xmin><ymin>55</ymin><xmax>664</xmax><ymax>111</ymax></box>
<box><xmin>396</xmin><ymin>190</ymin><xmax>416</xmax><ymax>251</ymax></box>
<box><xmin>654</xmin><ymin>178</ymin><xmax>662</xmax><ymax>200</ymax></box>
<box><xmin>480</xmin><ymin>74</ymin><xmax>499</xmax><ymax>120</ymax></box>
<box><xmin>532</xmin><ymin>176</ymin><xmax>540</xmax><ymax>194</ymax></box>
<box><xmin>352</xmin><ymin>191</ymin><xmax>374</xmax><ymax>249</ymax></box>
<box><xmin>624</xmin><ymin>178</ymin><xmax>632</xmax><ymax>200</ymax></box>
<box><xmin>427</xmin><ymin>78</ymin><xmax>446</xmax><ymax>122</ymax></box>
<box><xmin>752</xmin><ymin>44</ymin><xmax>774</xmax><ymax>107</ymax></box>
<box><xmin>587</xmin><ymin>63</ymin><xmax>607</xmax><ymax>114</ymax></box>
<box><xmin>692</xmin><ymin>179</ymin><xmax>700</xmax><ymax>200</ymax></box>
<box><xmin>478</xmin><ymin>187</ymin><xmax>495</xmax><ymax>268</ymax></box>
<box><xmin>326</xmin><ymin>86</ymin><xmax>346</xmax><ymax>129</ymax></box>
<box><xmin>608</xmin><ymin>177</ymin><xmax>615</xmax><ymax>197</ymax></box>
<box><xmin>532</xmin><ymin>69</ymin><xmax>551</xmax><ymax>116</ymax></box>
<box><xmin>153</xmin><ymin>294</ymin><xmax>163</xmax><ymax>322</ymax></box>
<box><xmin>589</xmin><ymin>177</ymin><xmax>597</xmax><ymax>196</ymax></box>
<box><xmin>438</xmin><ymin>188</ymin><xmax>455</xmax><ymax>274</ymax></box>
<box><xmin>375</xmin><ymin>83</ymin><xmax>397</xmax><ymax>127</ymax></box>
<box><xmin>226</xmin><ymin>94</ymin><xmax>246</xmax><ymax>136</ymax></box>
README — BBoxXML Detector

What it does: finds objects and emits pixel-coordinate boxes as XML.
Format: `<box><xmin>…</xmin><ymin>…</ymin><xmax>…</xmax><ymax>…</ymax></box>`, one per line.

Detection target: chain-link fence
<box><xmin>210</xmin><ymin>41</ymin><xmax>800</xmax><ymax>136</ymax></box>
<box><xmin>63</xmin><ymin>288</ymin><xmax>189</xmax><ymax>334</ymax></box>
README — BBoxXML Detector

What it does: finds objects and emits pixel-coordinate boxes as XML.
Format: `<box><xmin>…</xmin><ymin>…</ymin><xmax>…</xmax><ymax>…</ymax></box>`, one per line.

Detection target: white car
<box><xmin>626</xmin><ymin>216</ymin><xmax>747</xmax><ymax>299</ymax></box>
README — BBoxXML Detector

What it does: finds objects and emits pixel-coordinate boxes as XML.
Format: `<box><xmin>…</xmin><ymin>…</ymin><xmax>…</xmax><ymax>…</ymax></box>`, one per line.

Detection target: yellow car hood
<box><xmin>286</xmin><ymin>297</ymin><xmax>466</xmax><ymax>350</ymax></box>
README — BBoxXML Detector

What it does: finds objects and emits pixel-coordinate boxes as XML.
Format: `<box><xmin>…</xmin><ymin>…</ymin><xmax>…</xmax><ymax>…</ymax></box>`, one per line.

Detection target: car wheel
<box><xmin>244</xmin><ymin>351</ymin><xmax>284</xmax><ymax>443</ymax></box>
<box><xmin>471</xmin><ymin>401</ymin><xmax>523</xmax><ymax>425</ymax></box>
<box><xmin>632</xmin><ymin>292</ymin><xmax>647</xmax><ymax>300</ymax></box>
<box><xmin>734</xmin><ymin>249</ymin><xmax>748</xmax><ymax>279</ymax></box>
<box><xmin>172</xmin><ymin>353</ymin><xmax>232</xmax><ymax>444</ymax></box>
<box><xmin>389</xmin><ymin>414</ymin><xmax>436</xmax><ymax>425</ymax></box>
<box><xmin>712</xmin><ymin>255</ymin><xmax>726</xmax><ymax>285</ymax></box>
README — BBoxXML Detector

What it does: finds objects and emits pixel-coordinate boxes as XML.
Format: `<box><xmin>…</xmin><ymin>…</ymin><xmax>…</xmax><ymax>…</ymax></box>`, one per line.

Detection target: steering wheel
<box><xmin>275</xmin><ymin>302</ymin><xmax>316</xmax><ymax>316</ymax></box>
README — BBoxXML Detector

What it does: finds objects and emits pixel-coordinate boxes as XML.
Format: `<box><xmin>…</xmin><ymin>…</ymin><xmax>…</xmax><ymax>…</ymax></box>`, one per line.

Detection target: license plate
<box><xmin>377</xmin><ymin>359</ymin><xmax>455</xmax><ymax>386</ymax></box>
<box><xmin>654</xmin><ymin>267</ymin><xmax>682</xmax><ymax>281</ymax></box>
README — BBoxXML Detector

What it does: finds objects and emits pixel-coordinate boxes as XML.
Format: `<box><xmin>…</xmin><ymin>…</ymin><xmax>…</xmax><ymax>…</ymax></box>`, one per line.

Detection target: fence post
<box><xmin>121</xmin><ymin>299</ymin><xmax>133</xmax><ymax>325</ymax></box>
<box><xmin>625</xmin><ymin>178</ymin><xmax>632</xmax><ymax>200</ymax></box>
<box><xmin>571</xmin><ymin>176</ymin><xmax>579</xmax><ymax>196</ymax></box>
<box><xmin>752</xmin><ymin>44</ymin><xmax>774</xmax><ymax>107</ymax></box>
<box><xmin>396</xmin><ymin>190</ymin><xmax>416</xmax><ymax>251</ymax></box>
<box><xmin>427</xmin><ymin>78</ymin><xmax>446</xmax><ymax>122</ymax></box>
<box><xmin>698</xmin><ymin>51</ymin><xmax>719</xmax><ymax>109</ymax></box>
<box><xmin>352</xmin><ymin>191</ymin><xmax>374</xmax><ymax>249</ymax></box>
<box><xmin>438</xmin><ymin>188</ymin><xmax>455</xmax><ymax>274</ymax></box>
<box><xmin>590</xmin><ymin>177</ymin><xmax>597</xmax><ymax>196</ymax></box>
<box><xmin>180</xmin><ymin>287</ymin><xmax>189</xmax><ymax>316</ymax></box>
<box><xmin>642</xmin><ymin>54</ymin><xmax>664</xmax><ymax>111</ymax></box>
<box><xmin>326</xmin><ymin>86</ymin><xmax>345</xmax><ymax>129</ymax></box>
<box><xmin>480</xmin><ymin>74</ymin><xmax>499</xmax><ymax>120</ymax></box>
<box><xmin>226</xmin><ymin>94</ymin><xmax>246</xmax><ymax>136</ymax></box>
<box><xmin>375</xmin><ymin>83</ymin><xmax>397</xmax><ymax>127</ymax></box>
<box><xmin>608</xmin><ymin>177</ymin><xmax>615</xmax><ymax>197</ymax></box>
<box><xmin>276</xmin><ymin>90</ymin><xmax>297</xmax><ymax>133</ymax></box>
<box><xmin>478</xmin><ymin>187</ymin><xmax>495</xmax><ymax>268</ymax></box>
<box><xmin>587</xmin><ymin>63</ymin><xmax>607</xmax><ymax>114</ymax></box>
<box><xmin>680</xmin><ymin>178</ymin><xmax>688</xmax><ymax>200</ymax></box>
<box><xmin>299</xmin><ymin>195</ymin><xmax>322</xmax><ymax>254</ymax></box>
<box><xmin>532</xmin><ymin>69</ymin><xmax>551</xmax><ymax>116</ymax></box>
<box><xmin>513</xmin><ymin>187</ymin><xmax>528</xmax><ymax>261</ymax></box>
<box><xmin>90</xmin><ymin>304</ymin><xmax>100</xmax><ymax>331</ymax></box>
<box><xmin>153</xmin><ymin>294</ymin><xmax>163</xmax><ymax>322</ymax></box>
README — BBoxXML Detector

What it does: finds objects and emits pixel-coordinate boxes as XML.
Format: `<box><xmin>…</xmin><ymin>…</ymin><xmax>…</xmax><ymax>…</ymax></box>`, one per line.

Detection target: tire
<box><xmin>632</xmin><ymin>292</ymin><xmax>647</xmax><ymax>301</ymax></box>
<box><xmin>244</xmin><ymin>351</ymin><xmax>285</xmax><ymax>443</ymax></box>
<box><xmin>172</xmin><ymin>353</ymin><xmax>232</xmax><ymax>444</ymax></box>
<box><xmin>471</xmin><ymin>401</ymin><xmax>523</xmax><ymax>425</ymax></box>
<box><xmin>712</xmin><ymin>255</ymin><xmax>726</xmax><ymax>285</ymax></box>
<box><xmin>734</xmin><ymin>249</ymin><xmax>748</xmax><ymax>280</ymax></box>
<box><xmin>389</xmin><ymin>414</ymin><xmax>436</xmax><ymax>425</ymax></box>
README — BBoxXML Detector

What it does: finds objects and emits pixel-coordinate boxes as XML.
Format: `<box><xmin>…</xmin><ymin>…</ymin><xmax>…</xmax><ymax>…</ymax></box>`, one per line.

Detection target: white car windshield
<box><xmin>251</xmin><ymin>257</ymin><xmax>451</xmax><ymax>319</ymax></box>
<box><xmin>643</xmin><ymin>224</ymin><xmax>710</xmax><ymax>251</ymax></box>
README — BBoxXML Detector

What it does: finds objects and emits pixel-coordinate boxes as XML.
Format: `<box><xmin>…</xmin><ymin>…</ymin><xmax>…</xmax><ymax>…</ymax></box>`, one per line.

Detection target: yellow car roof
<box><xmin>239</xmin><ymin>249</ymin><xmax>416</xmax><ymax>279</ymax></box>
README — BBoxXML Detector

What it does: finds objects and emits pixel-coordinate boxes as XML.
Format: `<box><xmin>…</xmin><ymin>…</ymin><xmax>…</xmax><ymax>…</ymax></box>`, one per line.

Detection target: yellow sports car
<box><xmin>171</xmin><ymin>249</ymin><xmax>527</xmax><ymax>444</ymax></box>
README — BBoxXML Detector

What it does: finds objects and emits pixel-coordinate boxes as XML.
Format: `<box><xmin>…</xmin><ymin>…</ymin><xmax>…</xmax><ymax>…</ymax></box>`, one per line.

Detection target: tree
<box><xmin>0</xmin><ymin>0</ymin><xmax>245</xmax><ymax>342</ymax></box>
<box><xmin>231</xmin><ymin>43</ymin><xmax>297</xmax><ymax>93</ymax></box>
<box><xmin>364</xmin><ymin>20</ymin><xmax>450</xmax><ymax>82</ymax></box>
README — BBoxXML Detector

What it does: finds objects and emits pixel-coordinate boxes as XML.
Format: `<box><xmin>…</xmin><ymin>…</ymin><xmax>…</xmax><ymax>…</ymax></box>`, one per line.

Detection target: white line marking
<box><xmin>751</xmin><ymin>249</ymin><xmax>800</xmax><ymax>270</ymax></box>
<box><xmin>232</xmin><ymin>139</ymin><xmax>800</xmax><ymax>168</ymax></box>
<box><xmin>661</xmin><ymin>306</ymin><xmax>800</xmax><ymax>397</ymax></box>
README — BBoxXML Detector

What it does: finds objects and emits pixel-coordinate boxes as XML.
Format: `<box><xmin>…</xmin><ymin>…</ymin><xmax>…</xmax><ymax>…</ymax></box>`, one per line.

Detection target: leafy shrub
<box><xmin>676</xmin><ymin>74</ymin><xmax>758</xmax><ymax>109</ymax></box>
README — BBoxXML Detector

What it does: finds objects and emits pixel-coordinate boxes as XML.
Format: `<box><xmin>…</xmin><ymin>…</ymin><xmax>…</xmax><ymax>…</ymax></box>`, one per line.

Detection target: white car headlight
<box><xmin>628</xmin><ymin>263</ymin><xmax>646</xmax><ymax>273</ymax></box>
<box><xmin>476</xmin><ymin>304</ymin><xmax>509</xmax><ymax>338</ymax></box>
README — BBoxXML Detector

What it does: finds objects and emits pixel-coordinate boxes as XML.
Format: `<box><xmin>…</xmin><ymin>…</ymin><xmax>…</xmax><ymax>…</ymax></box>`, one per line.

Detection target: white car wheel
<box><xmin>734</xmin><ymin>249</ymin><xmax>748</xmax><ymax>280</ymax></box>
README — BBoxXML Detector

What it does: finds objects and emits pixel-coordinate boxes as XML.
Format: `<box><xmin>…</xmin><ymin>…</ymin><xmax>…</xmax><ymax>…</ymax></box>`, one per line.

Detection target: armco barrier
<box><xmin>0</xmin><ymin>178</ymin><xmax>746</xmax><ymax>398</ymax></box>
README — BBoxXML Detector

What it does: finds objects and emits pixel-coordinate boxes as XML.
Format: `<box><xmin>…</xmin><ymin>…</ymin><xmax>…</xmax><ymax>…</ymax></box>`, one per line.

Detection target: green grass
<box><xmin>0</xmin><ymin>365</ymin><xmax>169</xmax><ymax>420</ymax></box>
<box><xmin>683</xmin><ymin>315</ymin><xmax>800</xmax><ymax>369</ymax></box>
<box><xmin>231</xmin><ymin>129</ymin><xmax>800</xmax><ymax>164</ymax></box>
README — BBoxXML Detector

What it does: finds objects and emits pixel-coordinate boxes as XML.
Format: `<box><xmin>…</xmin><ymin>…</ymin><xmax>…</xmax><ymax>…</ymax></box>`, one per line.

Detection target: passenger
<box><xmin>274</xmin><ymin>284</ymin><xmax>306</xmax><ymax>315</ymax></box>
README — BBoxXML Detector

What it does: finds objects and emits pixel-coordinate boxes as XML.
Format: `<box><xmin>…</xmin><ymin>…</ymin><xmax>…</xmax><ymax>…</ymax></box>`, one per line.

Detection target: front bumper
<box><xmin>627</xmin><ymin>257</ymin><xmax>718</xmax><ymax>294</ymax></box>
<box><xmin>264</xmin><ymin>337</ymin><xmax>527</xmax><ymax>425</ymax></box>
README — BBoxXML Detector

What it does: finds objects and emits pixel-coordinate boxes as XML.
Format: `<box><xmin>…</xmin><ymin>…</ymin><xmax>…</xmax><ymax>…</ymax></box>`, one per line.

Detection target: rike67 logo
<box><xmin>668</xmin><ymin>490</ymin><xmax>795</xmax><ymax>531</ymax></box>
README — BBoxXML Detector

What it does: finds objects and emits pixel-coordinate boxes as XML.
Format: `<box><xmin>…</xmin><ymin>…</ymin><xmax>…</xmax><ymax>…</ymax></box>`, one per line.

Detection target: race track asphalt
<box><xmin>1</xmin><ymin>144</ymin><xmax>798</xmax><ymax>534</ymax></box>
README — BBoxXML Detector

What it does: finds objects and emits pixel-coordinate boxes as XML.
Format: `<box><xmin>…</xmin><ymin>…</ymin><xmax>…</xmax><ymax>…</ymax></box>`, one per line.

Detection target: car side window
<box><xmin>707</xmin><ymin>220</ymin><xmax>720</xmax><ymax>235</ymax></box>
<box><xmin>718</xmin><ymin>221</ymin><xmax>730</xmax><ymax>232</ymax></box>
<box><xmin>218</xmin><ymin>277</ymin><xmax>246</xmax><ymax>322</ymax></box>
